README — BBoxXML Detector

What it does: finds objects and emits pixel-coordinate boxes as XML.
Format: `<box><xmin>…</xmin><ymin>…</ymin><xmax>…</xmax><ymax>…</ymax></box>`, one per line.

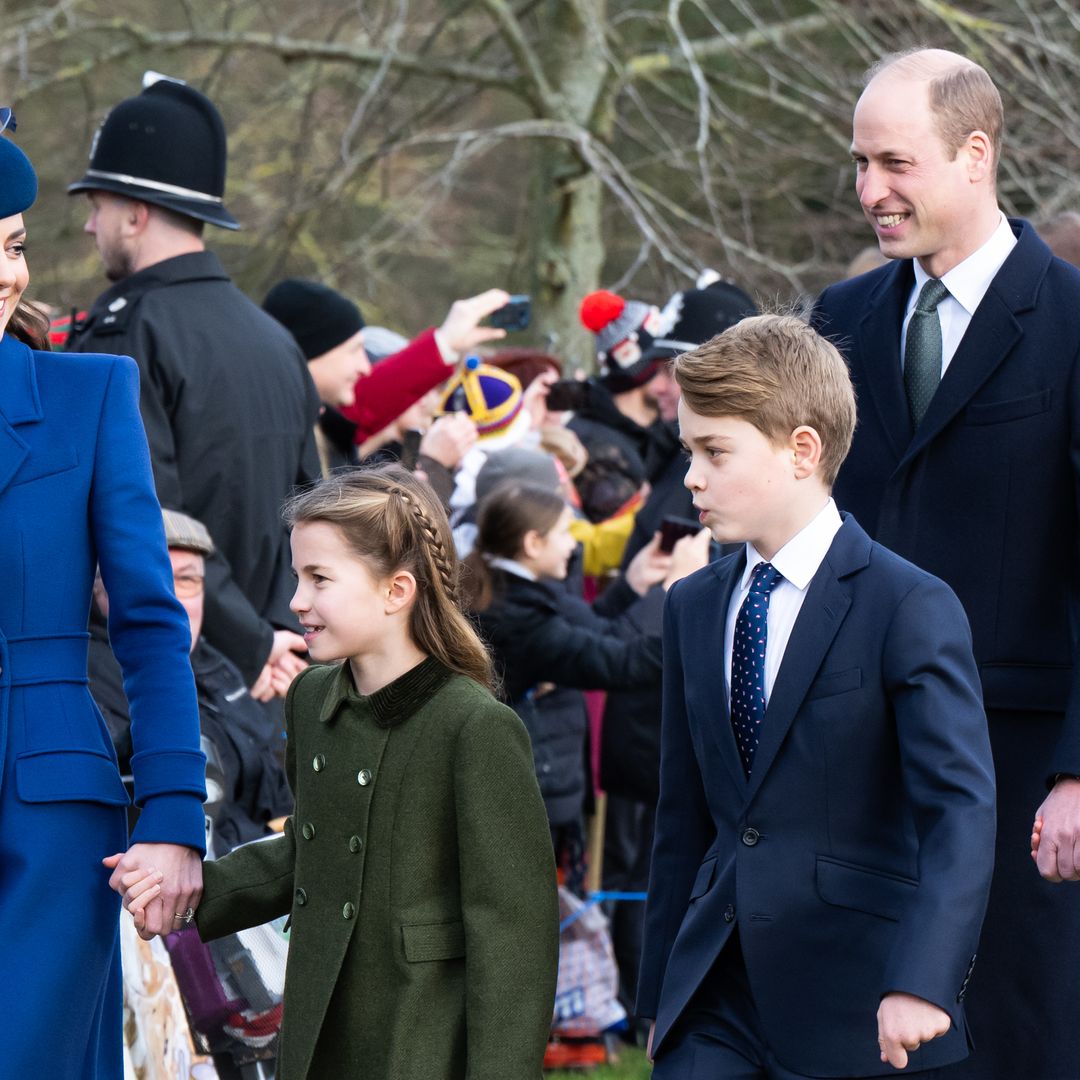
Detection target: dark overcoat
<box><xmin>0</xmin><ymin>333</ymin><xmax>205</xmax><ymax>1076</ymax></box>
<box><xmin>812</xmin><ymin>220</ymin><xmax>1080</xmax><ymax>1077</ymax></box>
<box><xmin>72</xmin><ymin>251</ymin><xmax>321</xmax><ymax>683</ymax></box>
<box><xmin>197</xmin><ymin>658</ymin><xmax>559</xmax><ymax>1079</ymax></box>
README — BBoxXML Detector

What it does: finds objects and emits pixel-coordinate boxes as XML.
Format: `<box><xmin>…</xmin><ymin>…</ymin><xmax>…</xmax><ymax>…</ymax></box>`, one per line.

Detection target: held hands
<box><xmin>103</xmin><ymin>843</ymin><xmax>203</xmax><ymax>941</ymax></box>
<box><xmin>877</xmin><ymin>992</ymin><xmax>951</xmax><ymax>1069</ymax></box>
<box><xmin>1032</xmin><ymin>777</ymin><xmax>1080</xmax><ymax>881</ymax></box>
<box><xmin>435</xmin><ymin>289</ymin><xmax>510</xmax><ymax>362</ymax></box>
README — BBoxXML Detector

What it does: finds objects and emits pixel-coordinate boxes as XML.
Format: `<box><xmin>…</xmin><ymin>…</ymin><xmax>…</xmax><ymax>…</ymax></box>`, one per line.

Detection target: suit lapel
<box><xmin>855</xmin><ymin>261</ymin><xmax>915</xmax><ymax>459</ymax></box>
<box><xmin>0</xmin><ymin>334</ymin><xmax>42</xmax><ymax>496</ymax></box>
<box><xmin>900</xmin><ymin>220</ymin><xmax>1046</xmax><ymax>468</ymax></box>
<box><xmin>688</xmin><ymin>554</ymin><xmax>749</xmax><ymax>793</ymax></box>
<box><xmin>742</xmin><ymin>519</ymin><xmax>868</xmax><ymax>807</ymax></box>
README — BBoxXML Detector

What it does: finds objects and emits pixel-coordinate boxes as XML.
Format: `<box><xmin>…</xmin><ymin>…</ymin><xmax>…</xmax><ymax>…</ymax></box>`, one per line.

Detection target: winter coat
<box><xmin>0</xmin><ymin>334</ymin><xmax>205</xmax><ymax>1077</ymax></box>
<box><xmin>71</xmin><ymin>251</ymin><xmax>321</xmax><ymax>684</ymax></box>
<box><xmin>197</xmin><ymin>658</ymin><xmax>558</xmax><ymax>1080</ymax></box>
<box><xmin>473</xmin><ymin>569</ymin><xmax>663</xmax><ymax>824</ymax></box>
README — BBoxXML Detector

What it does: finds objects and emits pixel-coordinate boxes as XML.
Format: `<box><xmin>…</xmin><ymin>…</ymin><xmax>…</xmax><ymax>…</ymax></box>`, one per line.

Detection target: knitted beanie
<box><xmin>262</xmin><ymin>279</ymin><xmax>365</xmax><ymax>360</ymax></box>
<box><xmin>646</xmin><ymin>270</ymin><xmax>758</xmax><ymax>360</ymax></box>
<box><xmin>579</xmin><ymin>289</ymin><xmax>671</xmax><ymax>393</ymax></box>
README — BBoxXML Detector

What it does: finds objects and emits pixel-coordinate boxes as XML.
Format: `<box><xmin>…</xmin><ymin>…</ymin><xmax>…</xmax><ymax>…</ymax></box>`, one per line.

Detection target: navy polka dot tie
<box><xmin>731</xmin><ymin>561</ymin><xmax>783</xmax><ymax>777</ymax></box>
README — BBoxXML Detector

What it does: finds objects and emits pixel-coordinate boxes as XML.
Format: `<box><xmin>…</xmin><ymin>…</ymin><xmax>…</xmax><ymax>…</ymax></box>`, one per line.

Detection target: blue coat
<box><xmin>637</xmin><ymin>517</ymin><xmax>996</xmax><ymax>1077</ymax></box>
<box><xmin>0</xmin><ymin>332</ymin><xmax>205</xmax><ymax>1076</ymax></box>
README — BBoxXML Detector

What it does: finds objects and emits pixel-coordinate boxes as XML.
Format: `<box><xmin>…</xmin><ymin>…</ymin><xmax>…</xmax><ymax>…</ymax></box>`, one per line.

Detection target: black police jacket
<box><xmin>72</xmin><ymin>251</ymin><xmax>321</xmax><ymax>684</ymax></box>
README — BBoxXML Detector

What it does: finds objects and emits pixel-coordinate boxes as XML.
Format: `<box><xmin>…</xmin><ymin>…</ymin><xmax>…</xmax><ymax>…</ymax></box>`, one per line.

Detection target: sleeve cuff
<box><xmin>130</xmin><ymin>792</ymin><xmax>208</xmax><ymax>854</ymax></box>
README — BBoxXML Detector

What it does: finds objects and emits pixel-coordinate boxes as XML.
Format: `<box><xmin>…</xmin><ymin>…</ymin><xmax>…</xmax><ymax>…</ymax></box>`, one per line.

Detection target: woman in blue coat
<box><xmin>0</xmin><ymin>125</ymin><xmax>206</xmax><ymax>1075</ymax></box>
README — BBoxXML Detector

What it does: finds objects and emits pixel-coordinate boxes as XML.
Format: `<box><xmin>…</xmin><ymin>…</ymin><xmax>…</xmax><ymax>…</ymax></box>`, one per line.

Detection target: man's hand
<box><xmin>420</xmin><ymin>413</ymin><xmax>477</xmax><ymax>470</ymax></box>
<box><xmin>250</xmin><ymin>629</ymin><xmax>309</xmax><ymax>701</ymax></box>
<box><xmin>434</xmin><ymin>289</ymin><xmax>510</xmax><ymax>362</ymax></box>
<box><xmin>877</xmin><ymin>992</ymin><xmax>951</xmax><ymax>1069</ymax></box>
<box><xmin>103</xmin><ymin>842</ymin><xmax>203</xmax><ymax>939</ymax></box>
<box><xmin>1033</xmin><ymin>777</ymin><xmax>1080</xmax><ymax>881</ymax></box>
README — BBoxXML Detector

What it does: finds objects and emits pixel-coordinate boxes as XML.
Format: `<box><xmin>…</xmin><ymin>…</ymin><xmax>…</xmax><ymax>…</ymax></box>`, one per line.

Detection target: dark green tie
<box><xmin>904</xmin><ymin>277</ymin><xmax>950</xmax><ymax>426</ymax></box>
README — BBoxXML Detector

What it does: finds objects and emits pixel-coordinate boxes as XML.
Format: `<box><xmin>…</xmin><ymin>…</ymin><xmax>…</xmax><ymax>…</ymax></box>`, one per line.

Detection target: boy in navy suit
<box><xmin>638</xmin><ymin>315</ymin><xmax>995</xmax><ymax>1078</ymax></box>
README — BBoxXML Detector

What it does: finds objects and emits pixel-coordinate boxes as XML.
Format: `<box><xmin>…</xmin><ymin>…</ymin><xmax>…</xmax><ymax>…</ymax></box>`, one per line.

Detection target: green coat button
<box><xmin>295</xmin><ymin>887</ymin><xmax>308</xmax><ymax>906</ymax></box>
<box><xmin>357</xmin><ymin>769</ymin><xmax>372</xmax><ymax>786</ymax></box>
<box><xmin>301</xmin><ymin>822</ymin><xmax>316</xmax><ymax>840</ymax></box>
<box><xmin>349</xmin><ymin>835</ymin><xmax>363</xmax><ymax>853</ymax></box>
<box><xmin>313</xmin><ymin>754</ymin><xmax>325</xmax><ymax>772</ymax></box>
<box><xmin>343</xmin><ymin>902</ymin><xmax>356</xmax><ymax>920</ymax></box>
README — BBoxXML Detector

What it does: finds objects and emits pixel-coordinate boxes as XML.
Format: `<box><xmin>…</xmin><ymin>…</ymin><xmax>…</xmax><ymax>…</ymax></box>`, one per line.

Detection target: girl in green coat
<box><xmin>122</xmin><ymin>464</ymin><xmax>559</xmax><ymax>1079</ymax></box>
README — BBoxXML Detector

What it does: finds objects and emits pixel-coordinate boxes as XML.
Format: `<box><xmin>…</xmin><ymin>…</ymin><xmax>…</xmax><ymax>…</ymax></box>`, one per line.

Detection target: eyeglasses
<box><xmin>0</xmin><ymin>109</ymin><xmax>15</xmax><ymax>136</ymax></box>
<box><xmin>173</xmin><ymin>573</ymin><xmax>205</xmax><ymax>598</ymax></box>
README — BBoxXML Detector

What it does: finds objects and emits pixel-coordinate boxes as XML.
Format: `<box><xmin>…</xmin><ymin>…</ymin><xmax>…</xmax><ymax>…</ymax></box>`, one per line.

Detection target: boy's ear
<box><xmin>790</xmin><ymin>425</ymin><xmax>824</xmax><ymax>479</ymax></box>
<box><xmin>384</xmin><ymin>570</ymin><xmax>418</xmax><ymax>614</ymax></box>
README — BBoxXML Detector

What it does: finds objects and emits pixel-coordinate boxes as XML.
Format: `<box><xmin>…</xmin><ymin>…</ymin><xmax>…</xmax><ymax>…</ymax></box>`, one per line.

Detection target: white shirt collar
<box><xmin>487</xmin><ymin>555</ymin><xmax>537</xmax><ymax>582</ymax></box>
<box><xmin>912</xmin><ymin>212</ymin><xmax>1016</xmax><ymax>317</ymax></box>
<box><xmin>740</xmin><ymin>499</ymin><xmax>843</xmax><ymax>593</ymax></box>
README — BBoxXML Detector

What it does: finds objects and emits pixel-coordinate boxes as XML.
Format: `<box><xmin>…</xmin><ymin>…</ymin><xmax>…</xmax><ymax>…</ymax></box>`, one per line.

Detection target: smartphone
<box><xmin>488</xmin><ymin>294</ymin><xmax>531</xmax><ymax>332</ymax></box>
<box><xmin>545</xmin><ymin>378</ymin><xmax>590</xmax><ymax>412</ymax></box>
<box><xmin>658</xmin><ymin>514</ymin><xmax>701</xmax><ymax>553</ymax></box>
<box><xmin>400</xmin><ymin>428</ymin><xmax>422</xmax><ymax>471</ymax></box>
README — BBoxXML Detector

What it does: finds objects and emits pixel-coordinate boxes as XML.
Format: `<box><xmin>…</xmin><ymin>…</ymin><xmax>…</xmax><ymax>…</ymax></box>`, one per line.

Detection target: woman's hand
<box><xmin>662</xmin><ymin>528</ymin><xmax>712</xmax><ymax>590</ymax></box>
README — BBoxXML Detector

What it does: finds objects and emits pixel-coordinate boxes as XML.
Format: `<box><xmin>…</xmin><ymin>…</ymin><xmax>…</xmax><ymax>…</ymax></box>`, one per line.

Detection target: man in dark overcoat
<box><xmin>812</xmin><ymin>48</ymin><xmax>1080</xmax><ymax>1079</ymax></box>
<box><xmin>68</xmin><ymin>75</ymin><xmax>320</xmax><ymax>695</ymax></box>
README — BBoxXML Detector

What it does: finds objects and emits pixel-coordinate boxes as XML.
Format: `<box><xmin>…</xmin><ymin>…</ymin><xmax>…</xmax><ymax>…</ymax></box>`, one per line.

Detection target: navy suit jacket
<box><xmin>637</xmin><ymin>517</ymin><xmax>995</xmax><ymax>1077</ymax></box>
<box><xmin>814</xmin><ymin>221</ymin><xmax>1080</xmax><ymax>775</ymax></box>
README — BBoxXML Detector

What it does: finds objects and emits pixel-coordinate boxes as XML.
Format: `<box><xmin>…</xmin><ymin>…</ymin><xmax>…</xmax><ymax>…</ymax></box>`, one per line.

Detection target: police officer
<box><xmin>68</xmin><ymin>74</ymin><xmax>320</xmax><ymax>697</ymax></box>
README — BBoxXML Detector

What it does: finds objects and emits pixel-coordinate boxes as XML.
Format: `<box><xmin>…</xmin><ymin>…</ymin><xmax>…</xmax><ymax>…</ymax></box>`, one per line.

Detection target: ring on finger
<box><xmin>173</xmin><ymin>907</ymin><xmax>195</xmax><ymax>924</ymax></box>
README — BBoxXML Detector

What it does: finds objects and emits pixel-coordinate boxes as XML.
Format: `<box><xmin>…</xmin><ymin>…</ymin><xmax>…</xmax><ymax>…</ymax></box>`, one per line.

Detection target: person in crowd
<box><xmin>120</xmin><ymin>465</ymin><xmax>558</xmax><ymax>1080</ymax></box>
<box><xmin>67</xmin><ymin>74</ymin><xmax>317</xmax><ymax>701</ymax></box>
<box><xmin>1034</xmin><ymin>209</ymin><xmax>1080</xmax><ymax>268</ymax></box>
<box><xmin>90</xmin><ymin>509</ymin><xmax>293</xmax><ymax>856</ymax></box>
<box><xmin>0</xmin><ymin>120</ymin><xmax>205</xmax><ymax>1077</ymax></box>
<box><xmin>812</xmin><ymin>48</ymin><xmax>1080</xmax><ymax>1079</ymax></box>
<box><xmin>844</xmin><ymin>244</ymin><xmax>889</xmax><ymax>278</ymax></box>
<box><xmin>261</xmin><ymin>277</ymin><xmax>500</xmax><ymax>486</ymax></box>
<box><xmin>640</xmin><ymin>314</ymin><xmax>995</xmax><ymax>1078</ymax></box>
<box><xmin>463</xmin><ymin>480</ymin><xmax>707</xmax><ymax>891</ymax></box>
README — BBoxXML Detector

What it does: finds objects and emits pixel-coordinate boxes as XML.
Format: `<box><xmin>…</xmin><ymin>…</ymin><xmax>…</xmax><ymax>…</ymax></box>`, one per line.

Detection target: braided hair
<box><xmin>284</xmin><ymin>464</ymin><xmax>494</xmax><ymax>690</ymax></box>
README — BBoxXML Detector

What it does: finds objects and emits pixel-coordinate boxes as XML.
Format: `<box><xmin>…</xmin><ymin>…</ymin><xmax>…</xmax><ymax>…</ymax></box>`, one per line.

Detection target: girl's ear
<box><xmin>384</xmin><ymin>570</ymin><xmax>418</xmax><ymax>615</ymax></box>
<box><xmin>520</xmin><ymin>528</ymin><xmax>544</xmax><ymax>561</ymax></box>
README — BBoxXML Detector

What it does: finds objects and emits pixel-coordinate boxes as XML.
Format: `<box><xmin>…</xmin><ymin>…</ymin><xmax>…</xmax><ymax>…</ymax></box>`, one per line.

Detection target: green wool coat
<box><xmin>197</xmin><ymin>658</ymin><xmax>559</xmax><ymax>1080</ymax></box>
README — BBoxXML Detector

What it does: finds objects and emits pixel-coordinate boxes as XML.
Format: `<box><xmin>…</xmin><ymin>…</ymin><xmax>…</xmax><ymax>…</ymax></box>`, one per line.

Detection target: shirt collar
<box><xmin>740</xmin><ymin>498</ymin><xmax>843</xmax><ymax>592</ymax></box>
<box><xmin>912</xmin><ymin>212</ymin><xmax>1016</xmax><ymax>317</ymax></box>
<box><xmin>487</xmin><ymin>556</ymin><xmax>537</xmax><ymax>582</ymax></box>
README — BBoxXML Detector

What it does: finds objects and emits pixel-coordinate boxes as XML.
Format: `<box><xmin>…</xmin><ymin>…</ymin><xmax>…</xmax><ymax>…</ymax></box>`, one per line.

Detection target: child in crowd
<box><xmin>464</xmin><ymin>481</ymin><xmax>707</xmax><ymax>890</ymax></box>
<box><xmin>120</xmin><ymin>465</ymin><xmax>559</xmax><ymax>1080</ymax></box>
<box><xmin>638</xmin><ymin>315</ymin><xmax>996</xmax><ymax>1078</ymax></box>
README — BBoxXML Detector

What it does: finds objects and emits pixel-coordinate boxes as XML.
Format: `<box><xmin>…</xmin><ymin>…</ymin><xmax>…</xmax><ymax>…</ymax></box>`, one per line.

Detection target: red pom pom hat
<box><xmin>578</xmin><ymin>289</ymin><xmax>672</xmax><ymax>393</ymax></box>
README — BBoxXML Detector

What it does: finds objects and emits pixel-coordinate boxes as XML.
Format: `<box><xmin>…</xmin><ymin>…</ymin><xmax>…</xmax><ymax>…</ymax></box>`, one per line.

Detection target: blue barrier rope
<box><xmin>559</xmin><ymin>890</ymin><xmax>648</xmax><ymax>932</ymax></box>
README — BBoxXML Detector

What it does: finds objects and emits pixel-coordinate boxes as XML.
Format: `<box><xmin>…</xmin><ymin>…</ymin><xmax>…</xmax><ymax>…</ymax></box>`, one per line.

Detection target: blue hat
<box><xmin>0</xmin><ymin>120</ymin><xmax>38</xmax><ymax>218</ymax></box>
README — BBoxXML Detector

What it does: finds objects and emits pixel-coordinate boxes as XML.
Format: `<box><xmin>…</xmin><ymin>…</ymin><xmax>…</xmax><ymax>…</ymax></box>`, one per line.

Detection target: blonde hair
<box><xmin>673</xmin><ymin>314</ymin><xmax>856</xmax><ymax>487</ymax></box>
<box><xmin>284</xmin><ymin>464</ymin><xmax>494</xmax><ymax>690</ymax></box>
<box><xmin>866</xmin><ymin>49</ymin><xmax>1004</xmax><ymax>174</ymax></box>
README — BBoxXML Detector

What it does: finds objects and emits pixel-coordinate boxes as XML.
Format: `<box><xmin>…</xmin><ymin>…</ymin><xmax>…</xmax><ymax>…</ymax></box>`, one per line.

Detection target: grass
<box><xmin>547</xmin><ymin>1047</ymin><xmax>652</xmax><ymax>1079</ymax></box>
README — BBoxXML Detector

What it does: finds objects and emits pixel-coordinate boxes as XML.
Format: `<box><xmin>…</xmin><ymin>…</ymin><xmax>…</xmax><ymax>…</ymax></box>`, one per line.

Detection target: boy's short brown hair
<box><xmin>674</xmin><ymin>314</ymin><xmax>857</xmax><ymax>486</ymax></box>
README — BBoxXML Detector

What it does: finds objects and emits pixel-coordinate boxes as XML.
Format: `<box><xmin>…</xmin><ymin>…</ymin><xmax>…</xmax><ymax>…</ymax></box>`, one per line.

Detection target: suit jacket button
<box><xmin>723</xmin><ymin>904</ymin><xmax>736</xmax><ymax>923</ymax></box>
<box><xmin>312</xmin><ymin>754</ymin><xmax>325</xmax><ymax>772</ymax></box>
<box><xmin>357</xmin><ymin>768</ymin><xmax>372</xmax><ymax>786</ymax></box>
<box><xmin>295</xmin><ymin>887</ymin><xmax>308</xmax><ymax>906</ymax></box>
<box><xmin>741</xmin><ymin>827</ymin><xmax>760</xmax><ymax>846</ymax></box>
<box><xmin>301</xmin><ymin>822</ymin><xmax>315</xmax><ymax>840</ymax></box>
<box><xmin>349</xmin><ymin>835</ymin><xmax>363</xmax><ymax>853</ymax></box>
<box><xmin>343</xmin><ymin>902</ymin><xmax>356</xmax><ymax>920</ymax></box>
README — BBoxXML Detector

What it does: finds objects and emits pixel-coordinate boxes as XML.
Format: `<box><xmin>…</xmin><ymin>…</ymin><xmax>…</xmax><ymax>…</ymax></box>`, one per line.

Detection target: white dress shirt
<box><xmin>724</xmin><ymin>500</ymin><xmax>844</xmax><ymax>707</ymax></box>
<box><xmin>901</xmin><ymin>212</ymin><xmax>1016</xmax><ymax>377</ymax></box>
